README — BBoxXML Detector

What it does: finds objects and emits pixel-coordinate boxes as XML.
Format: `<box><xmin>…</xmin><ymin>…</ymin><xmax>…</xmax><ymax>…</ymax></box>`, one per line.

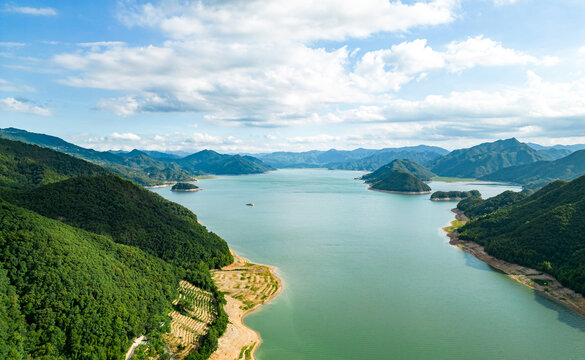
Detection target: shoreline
<box><xmin>369</xmin><ymin>187</ymin><xmax>431</xmax><ymax>195</ymax></box>
<box><xmin>170</xmin><ymin>188</ymin><xmax>203</xmax><ymax>192</ymax></box>
<box><xmin>209</xmin><ymin>251</ymin><xmax>283</xmax><ymax>360</ymax></box>
<box><xmin>444</xmin><ymin>208</ymin><xmax>585</xmax><ymax>318</ymax></box>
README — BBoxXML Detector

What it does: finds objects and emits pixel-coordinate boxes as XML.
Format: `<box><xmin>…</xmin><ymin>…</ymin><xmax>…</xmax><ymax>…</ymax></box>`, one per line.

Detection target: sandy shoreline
<box><xmin>445</xmin><ymin>208</ymin><xmax>585</xmax><ymax>317</ymax></box>
<box><xmin>209</xmin><ymin>251</ymin><xmax>282</xmax><ymax>360</ymax></box>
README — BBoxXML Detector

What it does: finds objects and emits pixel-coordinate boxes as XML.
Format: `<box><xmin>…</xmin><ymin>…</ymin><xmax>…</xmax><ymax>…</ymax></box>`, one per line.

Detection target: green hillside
<box><xmin>367</xmin><ymin>171</ymin><xmax>431</xmax><ymax>193</ymax></box>
<box><xmin>429</xmin><ymin>138</ymin><xmax>546</xmax><ymax>178</ymax></box>
<box><xmin>0</xmin><ymin>138</ymin><xmax>109</xmax><ymax>189</ymax></box>
<box><xmin>458</xmin><ymin>176</ymin><xmax>585</xmax><ymax>295</ymax></box>
<box><xmin>0</xmin><ymin>139</ymin><xmax>234</xmax><ymax>358</ymax></box>
<box><xmin>0</xmin><ymin>199</ymin><xmax>178</xmax><ymax>358</ymax></box>
<box><xmin>482</xmin><ymin>150</ymin><xmax>585</xmax><ymax>189</ymax></box>
<box><xmin>178</xmin><ymin>150</ymin><xmax>273</xmax><ymax>175</ymax></box>
<box><xmin>5</xmin><ymin>175</ymin><xmax>232</xmax><ymax>275</ymax></box>
<box><xmin>0</xmin><ymin>128</ymin><xmax>190</xmax><ymax>186</ymax></box>
<box><xmin>361</xmin><ymin>159</ymin><xmax>435</xmax><ymax>182</ymax></box>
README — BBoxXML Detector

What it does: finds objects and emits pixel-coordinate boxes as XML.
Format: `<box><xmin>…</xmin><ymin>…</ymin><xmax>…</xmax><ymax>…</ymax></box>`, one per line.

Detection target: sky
<box><xmin>1</xmin><ymin>0</ymin><xmax>585</xmax><ymax>153</ymax></box>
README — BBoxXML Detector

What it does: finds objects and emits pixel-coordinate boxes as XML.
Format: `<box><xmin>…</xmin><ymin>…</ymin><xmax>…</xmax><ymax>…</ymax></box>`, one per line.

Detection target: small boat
<box><xmin>246</xmin><ymin>203</ymin><xmax>255</xmax><ymax>206</ymax></box>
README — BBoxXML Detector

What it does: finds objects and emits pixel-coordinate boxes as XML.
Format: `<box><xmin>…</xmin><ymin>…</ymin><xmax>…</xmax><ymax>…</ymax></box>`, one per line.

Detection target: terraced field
<box><xmin>164</xmin><ymin>281</ymin><xmax>217</xmax><ymax>359</ymax></box>
<box><xmin>212</xmin><ymin>256</ymin><xmax>280</xmax><ymax>311</ymax></box>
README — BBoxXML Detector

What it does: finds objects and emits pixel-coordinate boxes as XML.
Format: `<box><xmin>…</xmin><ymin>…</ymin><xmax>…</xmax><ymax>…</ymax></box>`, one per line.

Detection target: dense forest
<box><xmin>428</xmin><ymin>138</ymin><xmax>547</xmax><ymax>178</ymax></box>
<box><xmin>482</xmin><ymin>149</ymin><xmax>585</xmax><ymax>189</ymax></box>
<box><xmin>0</xmin><ymin>139</ymin><xmax>234</xmax><ymax>358</ymax></box>
<box><xmin>458</xmin><ymin>175</ymin><xmax>585</xmax><ymax>295</ymax></box>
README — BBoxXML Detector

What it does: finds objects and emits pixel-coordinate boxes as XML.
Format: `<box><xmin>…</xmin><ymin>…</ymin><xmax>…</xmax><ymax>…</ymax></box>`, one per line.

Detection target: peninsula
<box><xmin>443</xmin><ymin>175</ymin><xmax>585</xmax><ymax>317</ymax></box>
<box><xmin>210</xmin><ymin>252</ymin><xmax>282</xmax><ymax>360</ymax></box>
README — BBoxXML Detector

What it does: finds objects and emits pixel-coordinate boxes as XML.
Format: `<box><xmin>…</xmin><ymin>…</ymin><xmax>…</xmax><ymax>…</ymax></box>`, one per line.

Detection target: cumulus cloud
<box><xmin>0</xmin><ymin>97</ymin><xmax>51</xmax><ymax>116</ymax></box>
<box><xmin>118</xmin><ymin>0</ymin><xmax>459</xmax><ymax>42</ymax></box>
<box><xmin>4</xmin><ymin>5</ymin><xmax>57</xmax><ymax>16</ymax></box>
<box><xmin>110</xmin><ymin>132</ymin><xmax>141</xmax><ymax>141</ymax></box>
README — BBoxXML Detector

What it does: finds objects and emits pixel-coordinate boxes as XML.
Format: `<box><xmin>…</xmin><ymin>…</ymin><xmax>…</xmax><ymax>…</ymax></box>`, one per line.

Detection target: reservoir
<box><xmin>153</xmin><ymin>169</ymin><xmax>585</xmax><ymax>359</ymax></box>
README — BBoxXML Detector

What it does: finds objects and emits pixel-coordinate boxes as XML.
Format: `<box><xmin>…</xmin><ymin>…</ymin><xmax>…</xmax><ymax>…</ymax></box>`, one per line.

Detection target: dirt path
<box><xmin>445</xmin><ymin>209</ymin><xmax>585</xmax><ymax>317</ymax></box>
<box><xmin>209</xmin><ymin>252</ymin><xmax>282</xmax><ymax>360</ymax></box>
<box><xmin>125</xmin><ymin>335</ymin><xmax>146</xmax><ymax>360</ymax></box>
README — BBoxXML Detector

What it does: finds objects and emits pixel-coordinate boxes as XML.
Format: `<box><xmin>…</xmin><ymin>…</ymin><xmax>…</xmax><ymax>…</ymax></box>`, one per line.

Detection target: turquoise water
<box><xmin>153</xmin><ymin>169</ymin><xmax>585</xmax><ymax>359</ymax></box>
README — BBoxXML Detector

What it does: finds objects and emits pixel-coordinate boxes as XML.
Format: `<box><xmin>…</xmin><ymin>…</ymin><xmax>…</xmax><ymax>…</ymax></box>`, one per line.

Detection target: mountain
<box><xmin>328</xmin><ymin>146</ymin><xmax>448</xmax><ymax>171</ymax></box>
<box><xmin>482</xmin><ymin>150</ymin><xmax>585</xmax><ymax>189</ymax></box>
<box><xmin>528</xmin><ymin>142</ymin><xmax>585</xmax><ymax>152</ymax></box>
<box><xmin>0</xmin><ymin>139</ymin><xmax>233</xmax><ymax>357</ymax></box>
<box><xmin>429</xmin><ymin>138</ymin><xmax>547</xmax><ymax>178</ymax></box>
<box><xmin>536</xmin><ymin>148</ymin><xmax>573</xmax><ymax>161</ymax></box>
<box><xmin>458</xmin><ymin>175</ymin><xmax>585</xmax><ymax>295</ymax></box>
<box><xmin>0</xmin><ymin>127</ymin><xmax>191</xmax><ymax>185</ymax></box>
<box><xmin>4</xmin><ymin>174</ymin><xmax>232</xmax><ymax>272</ymax></box>
<box><xmin>361</xmin><ymin>158</ymin><xmax>435</xmax><ymax>182</ymax></box>
<box><xmin>178</xmin><ymin>149</ymin><xmax>273</xmax><ymax>175</ymax></box>
<box><xmin>255</xmin><ymin>146</ymin><xmax>448</xmax><ymax>169</ymax></box>
<box><xmin>360</xmin><ymin>159</ymin><xmax>433</xmax><ymax>194</ymax></box>
<box><xmin>255</xmin><ymin>148</ymin><xmax>375</xmax><ymax>168</ymax></box>
<box><xmin>0</xmin><ymin>137</ymin><xmax>109</xmax><ymax>189</ymax></box>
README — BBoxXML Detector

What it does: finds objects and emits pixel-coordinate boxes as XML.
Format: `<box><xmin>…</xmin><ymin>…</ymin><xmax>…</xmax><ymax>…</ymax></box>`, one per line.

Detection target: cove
<box><xmin>153</xmin><ymin>169</ymin><xmax>585</xmax><ymax>359</ymax></box>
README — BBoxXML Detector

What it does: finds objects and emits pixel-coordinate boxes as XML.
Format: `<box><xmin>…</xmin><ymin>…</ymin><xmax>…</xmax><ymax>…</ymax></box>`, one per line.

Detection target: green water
<box><xmin>153</xmin><ymin>169</ymin><xmax>585</xmax><ymax>359</ymax></box>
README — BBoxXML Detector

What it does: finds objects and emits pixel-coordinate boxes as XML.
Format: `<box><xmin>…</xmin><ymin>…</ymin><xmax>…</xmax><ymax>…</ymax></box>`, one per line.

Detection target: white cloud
<box><xmin>78</xmin><ymin>41</ymin><xmax>126</xmax><ymax>48</ymax></box>
<box><xmin>0</xmin><ymin>42</ymin><xmax>25</xmax><ymax>47</ymax></box>
<box><xmin>118</xmin><ymin>0</ymin><xmax>459</xmax><ymax>42</ymax></box>
<box><xmin>4</xmin><ymin>5</ymin><xmax>57</xmax><ymax>16</ymax></box>
<box><xmin>493</xmin><ymin>0</ymin><xmax>519</xmax><ymax>6</ymax></box>
<box><xmin>110</xmin><ymin>132</ymin><xmax>141</xmax><ymax>141</ymax></box>
<box><xmin>0</xmin><ymin>97</ymin><xmax>51</xmax><ymax>116</ymax></box>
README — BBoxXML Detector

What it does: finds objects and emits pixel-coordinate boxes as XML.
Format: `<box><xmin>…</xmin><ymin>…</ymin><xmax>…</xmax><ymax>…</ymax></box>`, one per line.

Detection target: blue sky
<box><xmin>2</xmin><ymin>0</ymin><xmax>585</xmax><ymax>153</ymax></box>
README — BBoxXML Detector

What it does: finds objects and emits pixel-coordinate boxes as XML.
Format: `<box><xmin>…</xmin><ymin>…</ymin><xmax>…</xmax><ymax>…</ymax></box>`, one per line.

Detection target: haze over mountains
<box><xmin>0</xmin><ymin>128</ymin><xmax>274</xmax><ymax>186</ymax></box>
<box><xmin>3</xmin><ymin>127</ymin><xmax>585</xmax><ymax>192</ymax></box>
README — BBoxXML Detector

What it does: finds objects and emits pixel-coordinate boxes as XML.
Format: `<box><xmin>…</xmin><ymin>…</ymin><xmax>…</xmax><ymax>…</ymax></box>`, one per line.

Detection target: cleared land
<box><xmin>209</xmin><ymin>253</ymin><xmax>282</xmax><ymax>360</ymax></box>
<box><xmin>164</xmin><ymin>281</ymin><xmax>217</xmax><ymax>359</ymax></box>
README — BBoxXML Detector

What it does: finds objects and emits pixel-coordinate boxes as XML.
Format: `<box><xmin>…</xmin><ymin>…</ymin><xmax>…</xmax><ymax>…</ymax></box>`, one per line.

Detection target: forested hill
<box><xmin>0</xmin><ymin>137</ymin><xmax>109</xmax><ymax>188</ymax></box>
<box><xmin>361</xmin><ymin>158</ymin><xmax>435</xmax><ymax>182</ymax></box>
<box><xmin>0</xmin><ymin>127</ymin><xmax>193</xmax><ymax>186</ymax></box>
<box><xmin>177</xmin><ymin>149</ymin><xmax>274</xmax><ymax>175</ymax></box>
<box><xmin>0</xmin><ymin>139</ymin><xmax>234</xmax><ymax>358</ymax></box>
<box><xmin>361</xmin><ymin>159</ymin><xmax>433</xmax><ymax>193</ymax></box>
<box><xmin>458</xmin><ymin>175</ymin><xmax>585</xmax><ymax>295</ymax></box>
<box><xmin>429</xmin><ymin>138</ymin><xmax>547</xmax><ymax>178</ymax></box>
<box><xmin>0</xmin><ymin>128</ymin><xmax>274</xmax><ymax>184</ymax></box>
<box><xmin>0</xmin><ymin>199</ymin><xmax>178</xmax><ymax>358</ymax></box>
<box><xmin>481</xmin><ymin>149</ymin><xmax>585</xmax><ymax>189</ymax></box>
<box><xmin>4</xmin><ymin>174</ymin><xmax>232</xmax><ymax>274</ymax></box>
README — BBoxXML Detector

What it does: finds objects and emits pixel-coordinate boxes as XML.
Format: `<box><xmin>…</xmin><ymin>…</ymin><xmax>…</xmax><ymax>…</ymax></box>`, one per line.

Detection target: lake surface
<box><xmin>153</xmin><ymin>169</ymin><xmax>585</xmax><ymax>359</ymax></box>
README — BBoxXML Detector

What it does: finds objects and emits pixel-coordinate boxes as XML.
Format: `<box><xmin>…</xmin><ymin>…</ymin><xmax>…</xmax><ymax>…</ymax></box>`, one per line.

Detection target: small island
<box><xmin>360</xmin><ymin>159</ymin><xmax>434</xmax><ymax>194</ymax></box>
<box><xmin>430</xmin><ymin>190</ymin><xmax>481</xmax><ymax>201</ymax></box>
<box><xmin>171</xmin><ymin>182</ymin><xmax>201</xmax><ymax>192</ymax></box>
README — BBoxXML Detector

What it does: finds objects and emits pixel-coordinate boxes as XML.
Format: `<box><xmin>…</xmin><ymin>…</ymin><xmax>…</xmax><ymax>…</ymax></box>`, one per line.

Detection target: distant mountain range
<box><xmin>254</xmin><ymin>145</ymin><xmax>448</xmax><ymax>170</ymax></box>
<box><xmin>0</xmin><ymin>128</ymin><xmax>273</xmax><ymax>185</ymax></box>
